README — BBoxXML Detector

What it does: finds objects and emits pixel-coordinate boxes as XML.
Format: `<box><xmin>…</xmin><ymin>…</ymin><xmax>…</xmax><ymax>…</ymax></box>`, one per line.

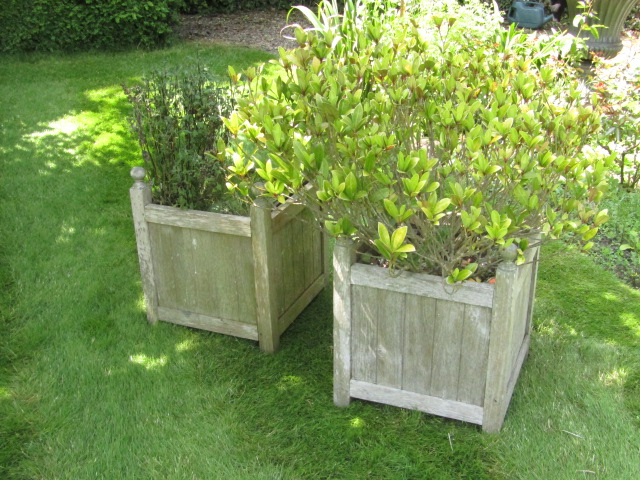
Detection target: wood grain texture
<box><xmin>251</xmin><ymin>200</ymin><xmax>280</xmax><ymax>353</ymax></box>
<box><xmin>351</xmin><ymin>286</ymin><xmax>378</xmax><ymax>384</ymax></box>
<box><xmin>145</xmin><ymin>204</ymin><xmax>251</xmax><ymax>237</ymax></box>
<box><xmin>333</xmin><ymin>243</ymin><xmax>540</xmax><ymax>432</ymax></box>
<box><xmin>483</xmin><ymin>258</ymin><xmax>518</xmax><ymax>433</ymax></box>
<box><xmin>430</xmin><ymin>299</ymin><xmax>465</xmax><ymax>400</ymax></box>
<box><xmin>271</xmin><ymin>201</ymin><xmax>306</xmax><ymax>233</ymax></box>
<box><xmin>158</xmin><ymin>306</ymin><xmax>258</xmax><ymax>340</ymax></box>
<box><xmin>277</xmin><ymin>274</ymin><xmax>326</xmax><ymax>335</ymax></box>
<box><xmin>351</xmin><ymin>263</ymin><xmax>494</xmax><ymax>308</ymax></box>
<box><xmin>130</xmin><ymin>179</ymin><xmax>158</xmax><ymax>323</ymax></box>
<box><xmin>333</xmin><ymin>239</ymin><xmax>356</xmax><ymax>407</ymax></box>
<box><xmin>148</xmin><ymin>223</ymin><xmax>181</xmax><ymax>311</ymax></box>
<box><xmin>132</xmin><ymin>191</ymin><xmax>325</xmax><ymax>352</ymax></box>
<box><xmin>375</xmin><ymin>289</ymin><xmax>405</xmax><ymax>389</ymax></box>
<box><xmin>457</xmin><ymin>306</ymin><xmax>491</xmax><ymax>406</ymax></box>
<box><xmin>350</xmin><ymin>380</ymin><xmax>484</xmax><ymax>425</ymax></box>
<box><xmin>402</xmin><ymin>294</ymin><xmax>437</xmax><ymax>395</ymax></box>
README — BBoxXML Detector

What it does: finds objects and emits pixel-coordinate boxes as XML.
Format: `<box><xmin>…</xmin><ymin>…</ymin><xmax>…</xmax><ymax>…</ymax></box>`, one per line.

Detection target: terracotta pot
<box><xmin>567</xmin><ymin>0</ymin><xmax>637</xmax><ymax>57</ymax></box>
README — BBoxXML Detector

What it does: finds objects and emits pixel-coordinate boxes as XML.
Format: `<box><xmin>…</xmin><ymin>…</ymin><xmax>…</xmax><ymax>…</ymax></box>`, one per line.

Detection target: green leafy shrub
<box><xmin>626</xmin><ymin>3</ymin><xmax>640</xmax><ymax>31</ymax></box>
<box><xmin>224</xmin><ymin>0</ymin><xmax>609</xmax><ymax>281</ymax></box>
<box><xmin>593</xmin><ymin>64</ymin><xmax>640</xmax><ymax>191</ymax></box>
<box><xmin>590</xmin><ymin>182</ymin><xmax>640</xmax><ymax>287</ymax></box>
<box><xmin>0</xmin><ymin>0</ymin><xmax>182</xmax><ymax>53</ymax></box>
<box><xmin>124</xmin><ymin>66</ymin><xmax>236</xmax><ymax>210</ymax></box>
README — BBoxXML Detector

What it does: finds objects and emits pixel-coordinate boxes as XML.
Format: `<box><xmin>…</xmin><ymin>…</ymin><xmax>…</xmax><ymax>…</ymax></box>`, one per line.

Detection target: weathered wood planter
<box><xmin>333</xmin><ymin>239</ymin><xmax>540</xmax><ymax>432</ymax></box>
<box><xmin>129</xmin><ymin>167</ymin><xmax>329</xmax><ymax>353</ymax></box>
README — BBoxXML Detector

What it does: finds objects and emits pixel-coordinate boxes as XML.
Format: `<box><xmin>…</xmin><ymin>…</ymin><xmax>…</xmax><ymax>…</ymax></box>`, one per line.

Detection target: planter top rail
<box><xmin>350</xmin><ymin>263</ymin><xmax>495</xmax><ymax>308</ymax></box>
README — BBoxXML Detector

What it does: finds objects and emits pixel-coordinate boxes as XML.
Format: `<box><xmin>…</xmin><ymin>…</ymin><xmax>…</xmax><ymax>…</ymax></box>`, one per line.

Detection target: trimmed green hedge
<box><xmin>0</xmin><ymin>0</ymin><xmax>182</xmax><ymax>53</ymax></box>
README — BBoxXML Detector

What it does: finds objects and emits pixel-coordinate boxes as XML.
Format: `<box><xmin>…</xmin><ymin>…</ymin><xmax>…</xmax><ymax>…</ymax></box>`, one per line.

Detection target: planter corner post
<box><xmin>251</xmin><ymin>197</ymin><xmax>280</xmax><ymax>353</ymax></box>
<box><xmin>333</xmin><ymin>238</ymin><xmax>356</xmax><ymax>407</ymax></box>
<box><xmin>129</xmin><ymin>167</ymin><xmax>159</xmax><ymax>324</ymax></box>
<box><xmin>483</xmin><ymin>244</ymin><xmax>519</xmax><ymax>433</ymax></box>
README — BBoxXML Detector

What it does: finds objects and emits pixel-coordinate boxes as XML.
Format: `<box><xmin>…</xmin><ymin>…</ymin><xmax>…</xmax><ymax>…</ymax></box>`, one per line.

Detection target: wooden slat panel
<box><xmin>278</xmin><ymin>274</ymin><xmax>326</xmax><ymax>335</ymax></box>
<box><xmin>177</xmin><ymin>227</ymin><xmax>198</xmax><ymax>312</ymax></box>
<box><xmin>308</xmin><ymin>210</ymin><xmax>324</xmax><ymax>283</ymax></box>
<box><xmin>191</xmin><ymin>228</ymin><xmax>216</xmax><ymax>316</ymax></box>
<box><xmin>301</xmin><ymin>211</ymin><xmax>314</xmax><ymax>288</ymax></box>
<box><xmin>149</xmin><ymin>223</ymin><xmax>182</xmax><ymax>310</ymax></box>
<box><xmin>270</xmin><ymin>217</ymin><xmax>286</xmax><ymax>317</ymax></box>
<box><xmin>290</xmin><ymin>217</ymin><xmax>306</xmax><ymax>300</ymax></box>
<box><xmin>278</xmin><ymin>219</ymin><xmax>296</xmax><ymax>313</ymax></box>
<box><xmin>350</xmin><ymin>380</ymin><xmax>484</xmax><ymax>425</ymax></box>
<box><xmin>215</xmin><ymin>233</ymin><xmax>247</xmax><ymax>322</ymax></box>
<box><xmin>375</xmin><ymin>290</ymin><xmax>405</xmax><ymax>389</ymax></box>
<box><xmin>430</xmin><ymin>299</ymin><xmax>465</xmax><ymax>401</ymax></box>
<box><xmin>509</xmin><ymin>265</ymin><xmax>529</xmax><ymax>368</ymax></box>
<box><xmin>351</xmin><ymin>263</ymin><xmax>494</xmax><ymax>308</ymax></box>
<box><xmin>271</xmin><ymin>201</ymin><xmax>306</xmax><ymax>233</ymax></box>
<box><xmin>505</xmin><ymin>333</ymin><xmax>530</xmax><ymax>411</ymax></box>
<box><xmin>153</xmin><ymin>227</ymin><xmax>257</xmax><ymax>325</ymax></box>
<box><xmin>188</xmin><ymin>230</ymin><xmax>225</xmax><ymax>321</ymax></box>
<box><xmin>145</xmin><ymin>204</ymin><xmax>251</xmax><ymax>237</ymax></box>
<box><xmin>457</xmin><ymin>305</ymin><xmax>491</xmax><ymax>406</ymax></box>
<box><xmin>351</xmin><ymin>286</ymin><xmax>378</xmax><ymax>384</ymax></box>
<box><xmin>232</xmin><ymin>235</ymin><xmax>258</xmax><ymax>325</ymax></box>
<box><xmin>157</xmin><ymin>306</ymin><xmax>258</xmax><ymax>340</ymax></box>
<box><xmin>402</xmin><ymin>294</ymin><xmax>437</xmax><ymax>395</ymax></box>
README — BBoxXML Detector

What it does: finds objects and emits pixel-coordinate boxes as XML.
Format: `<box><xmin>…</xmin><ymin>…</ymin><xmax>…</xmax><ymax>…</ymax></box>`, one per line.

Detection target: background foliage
<box><xmin>226</xmin><ymin>0</ymin><xmax>608</xmax><ymax>280</ymax></box>
<box><xmin>0</xmin><ymin>0</ymin><xmax>182</xmax><ymax>52</ymax></box>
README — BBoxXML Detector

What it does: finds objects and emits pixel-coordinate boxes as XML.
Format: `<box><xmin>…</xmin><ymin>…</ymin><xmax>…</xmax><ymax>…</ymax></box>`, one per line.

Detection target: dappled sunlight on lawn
<box><xmin>599</xmin><ymin>366</ymin><xmax>629</xmax><ymax>388</ymax></box>
<box><xmin>276</xmin><ymin>375</ymin><xmax>304</xmax><ymax>392</ymax></box>
<box><xmin>0</xmin><ymin>386</ymin><xmax>10</xmax><ymax>400</ymax></box>
<box><xmin>350</xmin><ymin>416</ymin><xmax>366</xmax><ymax>429</ymax></box>
<box><xmin>174</xmin><ymin>338</ymin><xmax>198</xmax><ymax>353</ymax></box>
<box><xmin>22</xmin><ymin>85</ymin><xmax>139</xmax><ymax>171</ymax></box>
<box><xmin>129</xmin><ymin>353</ymin><xmax>168</xmax><ymax>371</ymax></box>
<box><xmin>54</xmin><ymin>221</ymin><xmax>77</xmax><ymax>245</ymax></box>
<box><xmin>620</xmin><ymin>311</ymin><xmax>640</xmax><ymax>339</ymax></box>
<box><xmin>536</xmin><ymin>243</ymin><xmax>640</xmax><ymax>347</ymax></box>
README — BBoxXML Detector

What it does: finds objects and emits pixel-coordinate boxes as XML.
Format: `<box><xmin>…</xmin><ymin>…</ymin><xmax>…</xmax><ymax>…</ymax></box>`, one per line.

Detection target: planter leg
<box><xmin>251</xmin><ymin>199</ymin><xmax>280</xmax><ymax>353</ymax></box>
<box><xmin>129</xmin><ymin>167</ymin><xmax>159</xmax><ymax>324</ymax></box>
<box><xmin>483</xmin><ymin>245</ymin><xmax>519</xmax><ymax>433</ymax></box>
<box><xmin>333</xmin><ymin>239</ymin><xmax>355</xmax><ymax>407</ymax></box>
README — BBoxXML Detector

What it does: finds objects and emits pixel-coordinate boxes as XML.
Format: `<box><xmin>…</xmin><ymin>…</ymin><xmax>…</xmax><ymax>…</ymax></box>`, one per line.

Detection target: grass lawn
<box><xmin>1</xmin><ymin>43</ymin><xmax>639</xmax><ymax>479</ymax></box>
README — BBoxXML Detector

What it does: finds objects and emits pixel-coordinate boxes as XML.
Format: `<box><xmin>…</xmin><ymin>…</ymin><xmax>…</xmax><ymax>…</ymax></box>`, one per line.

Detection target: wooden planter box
<box><xmin>333</xmin><ymin>239</ymin><xmax>540</xmax><ymax>432</ymax></box>
<box><xmin>129</xmin><ymin>167</ymin><xmax>329</xmax><ymax>353</ymax></box>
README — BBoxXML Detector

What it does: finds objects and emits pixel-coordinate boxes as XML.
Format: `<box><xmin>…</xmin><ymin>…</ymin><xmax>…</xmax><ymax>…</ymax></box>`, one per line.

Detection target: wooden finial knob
<box><xmin>502</xmin><ymin>243</ymin><xmax>518</xmax><ymax>263</ymax></box>
<box><xmin>130</xmin><ymin>166</ymin><xmax>147</xmax><ymax>182</ymax></box>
